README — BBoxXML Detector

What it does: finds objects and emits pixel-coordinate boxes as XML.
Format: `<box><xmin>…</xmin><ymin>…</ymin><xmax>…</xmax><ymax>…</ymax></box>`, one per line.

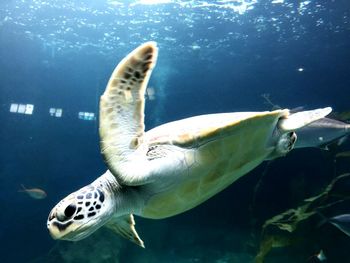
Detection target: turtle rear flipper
<box><xmin>279</xmin><ymin>107</ymin><xmax>332</xmax><ymax>131</ymax></box>
<box><xmin>267</xmin><ymin>107</ymin><xmax>332</xmax><ymax>159</ymax></box>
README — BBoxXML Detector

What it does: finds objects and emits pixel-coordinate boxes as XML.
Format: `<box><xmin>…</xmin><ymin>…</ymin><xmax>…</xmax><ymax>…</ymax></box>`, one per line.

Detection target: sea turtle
<box><xmin>47</xmin><ymin>42</ymin><xmax>332</xmax><ymax>248</ymax></box>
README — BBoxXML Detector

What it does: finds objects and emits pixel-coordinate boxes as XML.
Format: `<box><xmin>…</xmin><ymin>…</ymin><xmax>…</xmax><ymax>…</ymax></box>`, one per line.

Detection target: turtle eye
<box><xmin>64</xmin><ymin>204</ymin><xmax>76</xmax><ymax>218</ymax></box>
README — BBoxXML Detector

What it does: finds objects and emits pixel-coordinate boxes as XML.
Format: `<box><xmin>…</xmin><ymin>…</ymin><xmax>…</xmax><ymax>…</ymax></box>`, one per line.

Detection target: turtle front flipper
<box><xmin>99</xmin><ymin>42</ymin><xmax>158</xmax><ymax>184</ymax></box>
<box><xmin>105</xmin><ymin>214</ymin><xmax>145</xmax><ymax>248</ymax></box>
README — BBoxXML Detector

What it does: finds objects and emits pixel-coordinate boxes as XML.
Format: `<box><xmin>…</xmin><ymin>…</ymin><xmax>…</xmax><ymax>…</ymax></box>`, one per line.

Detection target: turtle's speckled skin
<box><xmin>47</xmin><ymin>42</ymin><xmax>331</xmax><ymax>247</ymax></box>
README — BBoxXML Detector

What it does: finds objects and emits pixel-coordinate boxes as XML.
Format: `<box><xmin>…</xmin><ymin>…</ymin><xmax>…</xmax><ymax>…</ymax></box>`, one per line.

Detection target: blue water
<box><xmin>1</xmin><ymin>0</ymin><xmax>350</xmax><ymax>262</ymax></box>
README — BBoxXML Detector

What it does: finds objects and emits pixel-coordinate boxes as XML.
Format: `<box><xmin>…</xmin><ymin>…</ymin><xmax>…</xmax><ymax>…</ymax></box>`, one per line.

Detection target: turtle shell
<box><xmin>140</xmin><ymin>110</ymin><xmax>288</xmax><ymax>219</ymax></box>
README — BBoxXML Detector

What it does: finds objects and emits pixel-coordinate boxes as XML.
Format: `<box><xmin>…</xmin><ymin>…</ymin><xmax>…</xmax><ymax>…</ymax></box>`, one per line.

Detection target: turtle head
<box><xmin>47</xmin><ymin>176</ymin><xmax>117</xmax><ymax>241</ymax></box>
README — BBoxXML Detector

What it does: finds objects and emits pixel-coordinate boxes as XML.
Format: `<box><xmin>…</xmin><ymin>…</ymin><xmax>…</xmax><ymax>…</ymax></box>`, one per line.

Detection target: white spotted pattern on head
<box><xmin>47</xmin><ymin>183</ymin><xmax>111</xmax><ymax>241</ymax></box>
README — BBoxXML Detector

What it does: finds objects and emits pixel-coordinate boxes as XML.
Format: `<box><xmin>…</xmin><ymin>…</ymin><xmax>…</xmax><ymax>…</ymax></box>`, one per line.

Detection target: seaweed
<box><xmin>255</xmin><ymin>173</ymin><xmax>350</xmax><ymax>263</ymax></box>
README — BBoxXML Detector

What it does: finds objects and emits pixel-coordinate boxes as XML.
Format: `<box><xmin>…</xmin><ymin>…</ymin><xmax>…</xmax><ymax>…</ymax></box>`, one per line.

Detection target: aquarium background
<box><xmin>1</xmin><ymin>0</ymin><xmax>350</xmax><ymax>262</ymax></box>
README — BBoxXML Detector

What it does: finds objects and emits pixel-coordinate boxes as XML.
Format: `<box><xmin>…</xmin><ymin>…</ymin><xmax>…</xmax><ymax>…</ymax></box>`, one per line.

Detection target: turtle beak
<box><xmin>47</xmin><ymin>217</ymin><xmax>73</xmax><ymax>240</ymax></box>
<box><xmin>47</xmin><ymin>207</ymin><xmax>72</xmax><ymax>240</ymax></box>
<box><xmin>47</xmin><ymin>208</ymin><xmax>86</xmax><ymax>241</ymax></box>
<box><xmin>47</xmin><ymin>195</ymin><xmax>77</xmax><ymax>240</ymax></box>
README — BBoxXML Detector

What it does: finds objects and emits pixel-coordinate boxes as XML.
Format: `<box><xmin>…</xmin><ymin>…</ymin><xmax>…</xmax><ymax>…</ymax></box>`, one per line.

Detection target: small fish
<box><xmin>318</xmin><ymin>212</ymin><xmax>350</xmax><ymax>237</ymax></box>
<box><xmin>295</xmin><ymin>117</ymin><xmax>350</xmax><ymax>149</ymax></box>
<box><xmin>328</xmin><ymin>214</ymin><xmax>350</xmax><ymax>237</ymax></box>
<box><xmin>19</xmin><ymin>184</ymin><xmax>47</xmax><ymax>199</ymax></box>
